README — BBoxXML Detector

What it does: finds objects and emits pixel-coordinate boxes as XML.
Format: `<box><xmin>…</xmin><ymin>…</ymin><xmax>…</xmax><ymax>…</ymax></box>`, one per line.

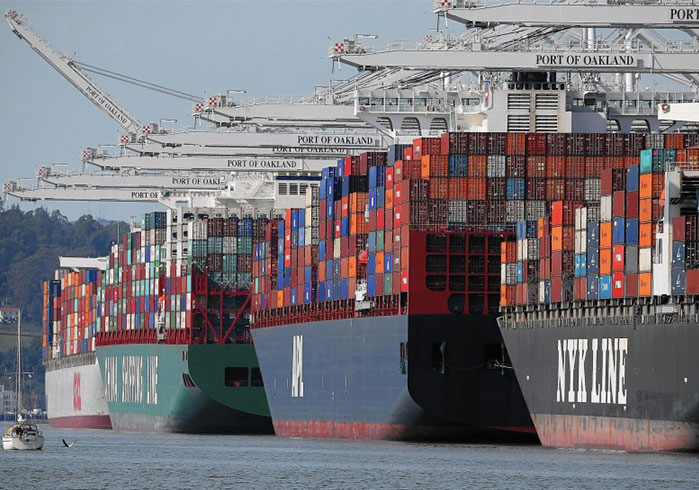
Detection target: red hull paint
<box><xmin>490</xmin><ymin>426</ymin><xmax>538</xmax><ymax>434</ymax></box>
<box><xmin>273</xmin><ymin>420</ymin><xmax>462</xmax><ymax>441</ymax></box>
<box><xmin>533</xmin><ymin>414</ymin><xmax>699</xmax><ymax>452</ymax></box>
<box><xmin>49</xmin><ymin>415</ymin><xmax>112</xmax><ymax>430</ymax></box>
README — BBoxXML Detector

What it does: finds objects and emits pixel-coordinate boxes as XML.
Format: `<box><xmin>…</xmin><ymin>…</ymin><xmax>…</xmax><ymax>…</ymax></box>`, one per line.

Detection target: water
<box><xmin>2</xmin><ymin>424</ymin><xmax>698</xmax><ymax>490</ymax></box>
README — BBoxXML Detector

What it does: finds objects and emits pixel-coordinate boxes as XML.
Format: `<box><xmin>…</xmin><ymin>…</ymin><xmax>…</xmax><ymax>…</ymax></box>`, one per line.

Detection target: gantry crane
<box><xmin>4</xmin><ymin>9</ymin><xmax>201</xmax><ymax>143</ymax></box>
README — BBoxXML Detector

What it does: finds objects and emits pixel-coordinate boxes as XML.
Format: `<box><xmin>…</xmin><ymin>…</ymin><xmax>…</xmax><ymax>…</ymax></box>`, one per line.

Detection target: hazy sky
<box><xmin>0</xmin><ymin>0</ymin><xmax>433</xmax><ymax>221</ymax></box>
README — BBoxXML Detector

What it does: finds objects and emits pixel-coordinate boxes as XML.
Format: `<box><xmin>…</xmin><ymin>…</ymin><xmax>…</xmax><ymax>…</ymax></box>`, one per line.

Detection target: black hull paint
<box><xmin>500</xmin><ymin>319</ymin><xmax>699</xmax><ymax>451</ymax></box>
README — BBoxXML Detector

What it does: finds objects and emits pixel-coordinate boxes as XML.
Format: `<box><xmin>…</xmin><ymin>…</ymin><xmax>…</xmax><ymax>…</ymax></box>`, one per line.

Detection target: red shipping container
<box><xmin>626</xmin><ymin>273</ymin><xmax>639</xmax><ymax>298</ymax></box>
<box><xmin>506</xmin><ymin>156</ymin><xmax>526</xmax><ymax>178</ymax></box>
<box><xmin>612</xmin><ymin>271</ymin><xmax>625</xmax><ymax>298</ymax></box>
<box><xmin>527</xmin><ymin>133</ymin><xmax>547</xmax><ymax>156</ymax></box>
<box><xmin>546</xmin><ymin>179</ymin><xmax>566</xmax><ymax>201</ymax></box>
<box><xmin>686</xmin><ymin>269</ymin><xmax>699</xmax><ymax>295</ymax></box>
<box><xmin>566</xmin><ymin>156</ymin><xmax>585</xmax><ymax>178</ymax></box>
<box><xmin>526</xmin><ymin>156</ymin><xmax>546</xmax><ymax>177</ymax></box>
<box><xmin>673</xmin><ymin>217</ymin><xmax>686</xmax><ymax>241</ymax></box>
<box><xmin>613</xmin><ymin>190</ymin><xmax>626</xmax><ymax>218</ymax></box>
<box><xmin>613</xmin><ymin>244</ymin><xmax>625</xmax><ymax>271</ymax></box>
<box><xmin>551</xmin><ymin>276</ymin><xmax>562</xmax><ymax>302</ymax></box>
<box><xmin>546</xmin><ymin>156</ymin><xmax>566</xmax><ymax>178</ymax></box>
<box><xmin>626</xmin><ymin>192</ymin><xmax>639</xmax><ymax>218</ymax></box>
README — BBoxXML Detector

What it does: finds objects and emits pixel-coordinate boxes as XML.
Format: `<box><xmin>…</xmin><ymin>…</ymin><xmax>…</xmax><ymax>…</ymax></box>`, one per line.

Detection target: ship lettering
<box><xmin>291</xmin><ymin>334</ymin><xmax>304</xmax><ymax>397</ymax></box>
<box><xmin>73</xmin><ymin>372</ymin><xmax>82</xmax><ymax>412</ymax></box>
<box><xmin>556</xmin><ymin>337</ymin><xmax>627</xmax><ymax>405</ymax></box>
<box><xmin>122</xmin><ymin>355</ymin><xmax>143</xmax><ymax>404</ymax></box>
<box><xmin>670</xmin><ymin>8</ymin><xmax>699</xmax><ymax>20</ymax></box>
<box><xmin>146</xmin><ymin>355</ymin><xmax>158</xmax><ymax>405</ymax></box>
<box><xmin>104</xmin><ymin>356</ymin><xmax>118</xmax><ymax>402</ymax></box>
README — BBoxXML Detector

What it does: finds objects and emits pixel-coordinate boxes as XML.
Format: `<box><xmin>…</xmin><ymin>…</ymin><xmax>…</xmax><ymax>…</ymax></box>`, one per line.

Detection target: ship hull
<box><xmin>96</xmin><ymin>343</ymin><xmax>273</xmax><ymax>434</ymax></box>
<box><xmin>500</xmin><ymin>320</ymin><xmax>699</xmax><ymax>451</ymax></box>
<box><xmin>407</xmin><ymin>314</ymin><xmax>535</xmax><ymax>437</ymax></box>
<box><xmin>45</xmin><ymin>354</ymin><xmax>111</xmax><ymax>429</ymax></box>
<box><xmin>252</xmin><ymin>314</ymin><xmax>523</xmax><ymax>440</ymax></box>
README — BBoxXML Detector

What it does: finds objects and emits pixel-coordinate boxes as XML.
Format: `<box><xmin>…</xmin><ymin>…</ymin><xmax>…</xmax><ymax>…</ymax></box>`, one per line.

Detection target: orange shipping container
<box><xmin>468</xmin><ymin>178</ymin><xmax>487</xmax><ymax>200</ymax></box>
<box><xmin>421</xmin><ymin>156</ymin><xmax>431</xmax><ymax>179</ymax></box>
<box><xmin>385</xmin><ymin>189</ymin><xmax>394</xmax><ymax>209</ymax></box>
<box><xmin>638</xmin><ymin>272</ymin><xmax>652</xmax><ymax>297</ymax></box>
<box><xmin>639</xmin><ymin>223</ymin><xmax>654</xmax><ymax>247</ymax></box>
<box><xmin>469</xmin><ymin>155</ymin><xmax>487</xmax><ymax>177</ymax></box>
<box><xmin>600</xmin><ymin>248</ymin><xmax>612</xmax><ymax>275</ymax></box>
<box><xmin>348</xmin><ymin>256</ymin><xmax>357</xmax><ymax>277</ymax></box>
<box><xmin>376</xmin><ymin>252</ymin><xmax>384</xmax><ymax>274</ymax></box>
<box><xmin>600</xmin><ymin>222</ymin><xmax>612</xmax><ymax>248</ymax></box>
<box><xmin>551</xmin><ymin>226</ymin><xmax>563</xmax><ymax>251</ymax></box>
<box><xmin>640</xmin><ymin>173</ymin><xmax>664</xmax><ymax>199</ymax></box>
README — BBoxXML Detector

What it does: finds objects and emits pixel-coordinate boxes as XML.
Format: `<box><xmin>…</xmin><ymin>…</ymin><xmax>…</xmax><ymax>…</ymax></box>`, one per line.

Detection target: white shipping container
<box><xmin>600</xmin><ymin>195</ymin><xmax>613</xmax><ymax>222</ymax></box>
<box><xmin>575</xmin><ymin>230</ymin><xmax>588</xmax><ymax>254</ymax></box>
<box><xmin>539</xmin><ymin>281</ymin><xmax>545</xmax><ymax>303</ymax></box>
<box><xmin>501</xmin><ymin>264</ymin><xmax>507</xmax><ymax>285</ymax></box>
<box><xmin>639</xmin><ymin>247</ymin><xmax>653</xmax><ymax>272</ymax></box>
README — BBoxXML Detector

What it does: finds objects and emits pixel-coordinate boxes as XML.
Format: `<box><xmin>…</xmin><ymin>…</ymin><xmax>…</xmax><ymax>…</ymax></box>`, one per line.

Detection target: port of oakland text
<box><xmin>670</xmin><ymin>8</ymin><xmax>699</xmax><ymax>20</ymax></box>
<box><xmin>556</xmin><ymin>338</ymin><xmax>628</xmax><ymax>405</ymax></box>
<box><xmin>85</xmin><ymin>86</ymin><xmax>130</xmax><ymax>127</ymax></box>
<box><xmin>536</xmin><ymin>54</ymin><xmax>636</xmax><ymax>68</ymax></box>
<box><xmin>227</xmin><ymin>159</ymin><xmax>298</xmax><ymax>169</ymax></box>
<box><xmin>170</xmin><ymin>176</ymin><xmax>224</xmax><ymax>186</ymax></box>
<box><xmin>296</xmin><ymin>135</ymin><xmax>378</xmax><ymax>147</ymax></box>
<box><xmin>131</xmin><ymin>191</ymin><xmax>160</xmax><ymax>199</ymax></box>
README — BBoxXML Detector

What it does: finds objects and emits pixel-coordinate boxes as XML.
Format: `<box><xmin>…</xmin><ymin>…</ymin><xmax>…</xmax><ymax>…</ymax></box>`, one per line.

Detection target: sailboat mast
<box><xmin>16</xmin><ymin>310</ymin><xmax>22</xmax><ymax>418</ymax></box>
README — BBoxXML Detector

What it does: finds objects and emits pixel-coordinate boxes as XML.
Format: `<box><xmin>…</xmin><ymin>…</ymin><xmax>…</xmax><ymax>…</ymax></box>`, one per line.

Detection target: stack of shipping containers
<box><xmin>42</xmin><ymin>279</ymin><xmax>61</xmax><ymax>360</ymax></box>
<box><xmin>502</xmin><ymin>139</ymin><xmax>699</xmax><ymax>306</ymax></box>
<box><xmin>43</xmin><ymin>211</ymin><xmax>271</xmax><ymax>355</ymax></box>
<box><xmin>42</xmin><ymin>269</ymin><xmax>100</xmax><ymax>359</ymax></box>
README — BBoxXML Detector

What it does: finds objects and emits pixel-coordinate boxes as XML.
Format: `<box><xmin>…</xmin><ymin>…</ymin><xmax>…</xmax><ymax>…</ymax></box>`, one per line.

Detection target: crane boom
<box><xmin>437</xmin><ymin>1</ymin><xmax>699</xmax><ymax>29</ymax></box>
<box><xmin>331</xmin><ymin>39</ymin><xmax>699</xmax><ymax>73</ymax></box>
<box><xmin>4</xmin><ymin>9</ymin><xmax>144</xmax><ymax>138</ymax></box>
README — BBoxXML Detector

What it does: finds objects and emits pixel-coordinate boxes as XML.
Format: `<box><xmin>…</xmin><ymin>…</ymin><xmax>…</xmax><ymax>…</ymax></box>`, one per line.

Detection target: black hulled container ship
<box><xmin>500</xmin><ymin>138</ymin><xmax>699</xmax><ymax>451</ymax></box>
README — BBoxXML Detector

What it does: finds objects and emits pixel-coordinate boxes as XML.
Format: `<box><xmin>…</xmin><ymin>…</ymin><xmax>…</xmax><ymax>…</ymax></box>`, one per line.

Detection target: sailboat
<box><xmin>2</xmin><ymin>308</ymin><xmax>44</xmax><ymax>450</ymax></box>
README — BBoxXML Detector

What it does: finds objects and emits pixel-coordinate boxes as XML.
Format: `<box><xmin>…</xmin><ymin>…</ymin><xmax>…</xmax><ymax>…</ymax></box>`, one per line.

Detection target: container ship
<box><xmin>44</xmin><ymin>210</ymin><xmax>274</xmax><ymax>433</ymax></box>
<box><xmin>42</xmin><ymin>272</ymin><xmax>111</xmax><ymax>429</ymax></box>
<box><xmin>250</xmin><ymin>134</ymin><xmax>591</xmax><ymax>440</ymax></box>
<box><xmin>499</xmin><ymin>137</ymin><xmax>699</xmax><ymax>451</ymax></box>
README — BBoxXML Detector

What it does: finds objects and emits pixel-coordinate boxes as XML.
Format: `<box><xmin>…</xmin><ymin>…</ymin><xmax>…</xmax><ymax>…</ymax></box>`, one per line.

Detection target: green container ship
<box><xmin>91</xmin><ymin>210</ymin><xmax>274</xmax><ymax>433</ymax></box>
<box><xmin>97</xmin><ymin>343</ymin><xmax>271</xmax><ymax>433</ymax></box>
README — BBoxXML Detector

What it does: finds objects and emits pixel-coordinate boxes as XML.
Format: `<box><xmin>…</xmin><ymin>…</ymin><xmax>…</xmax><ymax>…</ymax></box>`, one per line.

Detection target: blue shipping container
<box><xmin>600</xmin><ymin>275</ymin><xmax>612</xmax><ymax>299</ymax></box>
<box><xmin>626</xmin><ymin>165</ymin><xmax>640</xmax><ymax>192</ymax></box>
<box><xmin>586</xmin><ymin>274</ymin><xmax>599</xmax><ymax>300</ymax></box>
<box><xmin>672</xmin><ymin>241</ymin><xmax>686</xmax><ymax>266</ymax></box>
<box><xmin>613</xmin><ymin>217</ymin><xmax>625</xmax><ymax>244</ymax></box>
<box><xmin>625</xmin><ymin>218</ymin><xmax>639</xmax><ymax>245</ymax></box>
<box><xmin>672</xmin><ymin>268</ymin><xmax>686</xmax><ymax>295</ymax></box>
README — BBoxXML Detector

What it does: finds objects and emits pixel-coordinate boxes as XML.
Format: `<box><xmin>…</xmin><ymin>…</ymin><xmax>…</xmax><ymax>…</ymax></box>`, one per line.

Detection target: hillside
<box><xmin>0</xmin><ymin>199</ymin><xmax>127</xmax><ymax>409</ymax></box>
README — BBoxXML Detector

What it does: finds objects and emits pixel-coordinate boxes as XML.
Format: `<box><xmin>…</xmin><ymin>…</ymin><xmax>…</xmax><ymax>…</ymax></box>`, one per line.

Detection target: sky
<box><xmin>0</xmin><ymin>0</ymin><xmax>434</xmax><ymax>221</ymax></box>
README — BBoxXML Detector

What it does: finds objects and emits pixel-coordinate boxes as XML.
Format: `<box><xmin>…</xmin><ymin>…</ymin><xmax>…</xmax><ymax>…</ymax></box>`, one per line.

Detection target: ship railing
<box><xmin>501</xmin><ymin>311</ymin><xmax>699</xmax><ymax>330</ymax></box>
<box><xmin>224</xmin><ymin>95</ymin><xmax>325</xmax><ymax>108</ymax></box>
<box><xmin>345</xmin><ymin>36</ymin><xmax>699</xmax><ymax>55</ymax></box>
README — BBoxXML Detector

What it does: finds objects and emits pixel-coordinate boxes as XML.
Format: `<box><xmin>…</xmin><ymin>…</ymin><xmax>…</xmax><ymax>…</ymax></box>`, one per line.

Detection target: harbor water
<box><xmin>2</xmin><ymin>424</ymin><xmax>697</xmax><ymax>489</ymax></box>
